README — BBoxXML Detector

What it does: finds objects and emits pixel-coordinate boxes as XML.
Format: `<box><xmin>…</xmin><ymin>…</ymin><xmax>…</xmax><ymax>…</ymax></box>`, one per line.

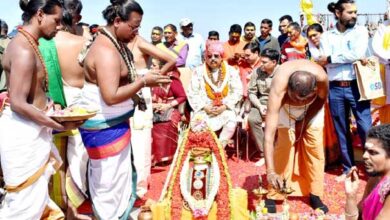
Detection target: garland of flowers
<box><xmin>208</xmin><ymin>127</ymin><xmax>234</xmax><ymax>219</ymax></box>
<box><xmin>179</xmin><ymin>154</ymin><xmax>220</xmax><ymax>219</ymax></box>
<box><xmin>289</xmin><ymin>35</ymin><xmax>308</xmax><ymax>53</ymax></box>
<box><xmin>164</xmin><ymin>126</ymin><xmax>233</xmax><ymax>219</ymax></box>
<box><xmin>18</xmin><ymin>27</ymin><xmax>49</xmax><ymax>92</ymax></box>
<box><xmin>165</xmin><ymin>129</ymin><xmax>190</xmax><ymax>219</ymax></box>
<box><xmin>204</xmin><ymin>62</ymin><xmax>229</xmax><ymax>106</ymax></box>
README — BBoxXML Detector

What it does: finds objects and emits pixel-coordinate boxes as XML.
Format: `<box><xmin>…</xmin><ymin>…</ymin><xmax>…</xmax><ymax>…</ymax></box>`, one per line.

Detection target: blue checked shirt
<box><xmin>320</xmin><ymin>25</ymin><xmax>368</xmax><ymax>81</ymax></box>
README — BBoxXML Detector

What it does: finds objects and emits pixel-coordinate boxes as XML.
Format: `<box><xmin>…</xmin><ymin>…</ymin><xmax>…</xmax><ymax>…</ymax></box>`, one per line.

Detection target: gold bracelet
<box><xmin>344</xmin><ymin>211</ymin><xmax>359</xmax><ymax>218</ymax></box>
<box><xmin>267</xmin><ymin>170</ymin><xmax>276</xmax><ymax>175</ymax></box>
<box><xmin>266</xmin><ymin>168</ymin><xmax>275</xmax><ymax>173</ymax></box>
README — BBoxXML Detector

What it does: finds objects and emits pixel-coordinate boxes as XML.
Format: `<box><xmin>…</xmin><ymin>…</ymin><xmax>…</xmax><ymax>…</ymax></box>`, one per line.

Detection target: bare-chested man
<box><xmin>0</xmin><ymin>0</ymin><xmax>82</xmax><ymax>219</ymax></box>
<box><xmin>79</xmin><ymin>1</ymin><xmax>170</xmax><ymax>219</ymax></box>
<box><xmin>60</xmin><ymin>0</ymin><xmax>92</xmax><ymax>40</ymax></box>
<box><xmin>128</xmin><ymin>35</ymin><xmax>175</xmax><ymax>72</ymax></box>
<box><xmin>127</xmin><ymin>32</ymin><xmax>176</xmax><ymax>201</ymax></box>
<box><xmin>264</xmin><ymin>60</ymin><xmax>329</xmax><ymax>213</ymax></box>
<box><xmin>38</xmin><ymin>0</ymin><xmax>92</xmax><ymax>218</ymax></box>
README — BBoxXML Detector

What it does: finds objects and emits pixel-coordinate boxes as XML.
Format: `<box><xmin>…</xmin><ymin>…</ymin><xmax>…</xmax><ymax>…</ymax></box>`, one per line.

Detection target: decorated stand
<box><xmin>149</xmin><ymin>116</ymin><xmax>249</xmax><ymax>220</ymax></box>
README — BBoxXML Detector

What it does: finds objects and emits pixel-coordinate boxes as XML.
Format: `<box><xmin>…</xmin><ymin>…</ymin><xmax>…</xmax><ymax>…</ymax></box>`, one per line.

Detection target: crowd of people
<box><xmin>0</xmin><ymin>0</ymin><xmax>390</xmax><ymax>219</ymax></box>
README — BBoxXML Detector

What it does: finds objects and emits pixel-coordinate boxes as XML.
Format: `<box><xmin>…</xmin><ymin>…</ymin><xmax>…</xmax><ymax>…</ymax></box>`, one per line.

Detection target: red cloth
<box><xmin>280</xmin><ymin>41</ymin><xmax>307</xmax><ymax>63</ymax></box>
<box><xmin>152</xmin><ymin>77</ymin><xmax>186</xmax><ymax>163</ymax></box>
<box><xmin>152</xmin><ymin>111</ymin><xmax>181</xmax><ymax>163</ymax></box>
<box><xmin>323</xmin><ymin>102</ymin><xmax>341</xmax><ymax>165</ymax></box>
<box><xmin>0</xmin><ymin>91</ymin><xmax>9</xmax><ymax>113</ymax></box>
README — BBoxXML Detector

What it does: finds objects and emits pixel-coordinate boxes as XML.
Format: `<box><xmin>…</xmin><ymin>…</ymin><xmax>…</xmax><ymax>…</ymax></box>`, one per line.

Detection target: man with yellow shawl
<box><xmin>371</xmin><ymin>7</ymin><xmax>390</xmax><ymax>123</ymax></box>
<box><xmin>156</xmin><ymin>24</ymin><xmax>188</xmax><ymax>67</ymax></box>
<box><xmin>264</xmin><ymin>60</ymin><xmax>329</xmax><ymax>213</ymax></box>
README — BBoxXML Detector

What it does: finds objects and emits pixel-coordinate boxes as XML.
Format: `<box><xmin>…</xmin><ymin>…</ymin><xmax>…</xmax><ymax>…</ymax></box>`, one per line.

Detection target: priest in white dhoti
<box><xmin>187</xmin><ymin>40</ymin><xmax>243</xmax><ymax>147</ymax></box>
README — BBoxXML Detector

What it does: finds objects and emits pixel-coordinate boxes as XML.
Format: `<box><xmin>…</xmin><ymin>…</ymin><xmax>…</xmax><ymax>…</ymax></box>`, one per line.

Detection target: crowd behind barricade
<box><xmin>0</xmin><ymin>0</ymin><xmax>390</xmax><ymax>219</ymax></box>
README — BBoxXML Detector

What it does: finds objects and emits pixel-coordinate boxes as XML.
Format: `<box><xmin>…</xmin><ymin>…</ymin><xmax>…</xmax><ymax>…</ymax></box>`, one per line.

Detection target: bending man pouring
<box><xmin>264</xmin><ymin>59</ymin><xmax>329</xmax><ymax>213</ymax></box>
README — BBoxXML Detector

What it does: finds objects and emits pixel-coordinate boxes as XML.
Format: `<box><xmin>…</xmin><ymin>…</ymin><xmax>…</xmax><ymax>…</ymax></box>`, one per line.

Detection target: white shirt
<box><xmin>320</xmin><ymin>25</ymin><xmax>368</xmax><ymax>81</ymax></box>
<box><xmin>178</xmin><ymin>32</ymin><xmax>205</xmax><ymax>69</ymax></box>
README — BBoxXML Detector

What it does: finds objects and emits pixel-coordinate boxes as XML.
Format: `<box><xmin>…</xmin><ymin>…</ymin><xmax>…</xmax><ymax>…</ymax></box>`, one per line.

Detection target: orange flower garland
<box><xmin>290</xmin><ymin>35</ymin><xmax>308</xmax><ymax>53</ymax></box>
<box><xmin>204</xmin><ymin>62</ymin><xmax>229</xmax><ymax>106</ymax></box>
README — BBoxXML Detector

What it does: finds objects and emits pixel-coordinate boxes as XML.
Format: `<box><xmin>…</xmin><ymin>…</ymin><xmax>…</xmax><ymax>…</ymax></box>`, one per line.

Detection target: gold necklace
<box><xmin>206</xmin><ymin>66</ymin><xmax>223</xmax><ymax>86</ymax></box>
<box><xmin>287</xmin><ymin>103</ymin><xmax>307</xmax><ymax>143</ymax></box>
<box><xmin>99</xmin><ymin>28</ymin><xmax>148</xmax><ymax>111</ymax></box>
<box><xmin>18</xmin><ymin>27</ymin><xmax>48</xmax><ymax>92</ymax></box>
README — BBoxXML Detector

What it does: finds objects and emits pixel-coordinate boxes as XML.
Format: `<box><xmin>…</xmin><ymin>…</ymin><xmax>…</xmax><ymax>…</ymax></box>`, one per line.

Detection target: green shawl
<box><xmin>39</xmin><ymin>39</ymin><xmax>67</xmax><ymax>107</ymax></box>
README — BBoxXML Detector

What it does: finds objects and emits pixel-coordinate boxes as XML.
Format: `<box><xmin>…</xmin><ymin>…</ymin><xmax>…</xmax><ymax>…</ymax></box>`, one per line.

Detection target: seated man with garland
<box><xmin>186</xmin><ymin>40</ymin><xmax>243</xmax><ymax>148</ymax></box>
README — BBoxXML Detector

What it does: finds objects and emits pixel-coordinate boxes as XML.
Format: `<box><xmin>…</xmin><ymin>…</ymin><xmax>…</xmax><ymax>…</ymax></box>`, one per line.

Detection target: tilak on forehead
<box><xmin>205</xmin><ymin>40</ymin><xmax>224</xmax><ymax>56</ymax></box>
<box><xmin>365</xmin><ymin>142</ymin><xmax>374</xmax><ymax>149</ymax></box>
<box><xmin>350</xmin><ymin>4</ymin><xmax>357</xmax><ymax>11</ymax></box>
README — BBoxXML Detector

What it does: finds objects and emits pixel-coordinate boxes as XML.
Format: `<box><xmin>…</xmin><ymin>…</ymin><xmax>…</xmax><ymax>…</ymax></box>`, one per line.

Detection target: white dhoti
<box><xmin>131</xmin><ymin>69</ymin><xmax>153</xmax><ymax>198</ymax></box>
<box><xmin>89</xmin><ymin>144</ymin><xmax>133</xmax><ymax>220</ymax></box>
<box><xmin>80</xmin><ymin>82</ymin><xmax>136</xmax><ymax>219</ymax></box>
<box><xmin>63</xmin><ymin>82</ymin><xmax>89</xmax><ymax>203</ymax></box>
<box><xmin>0</xmin><ymin>107</ymin><xmax>62</xmax><ymax>219</ymax></box>
<box><xmin>0</xmin><ymin>164</ymin><xmax>58</xmax><ymax>219</ymax></box>
<box><xmin>192</xmin><ymin>110</ymin><xmax>237</xmax><ymax>144</ymax></box>
<box><xmin>192</xmin><ymin>109</ymin><xmax>237</xmax><ymax>132</ymax></box>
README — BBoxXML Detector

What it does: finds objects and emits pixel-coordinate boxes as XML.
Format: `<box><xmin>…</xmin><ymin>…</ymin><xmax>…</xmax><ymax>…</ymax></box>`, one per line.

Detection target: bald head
<box><xmin>288</xmin><ymin>71</ymin><xmax>317</xmax><ymax>98</ymax></box>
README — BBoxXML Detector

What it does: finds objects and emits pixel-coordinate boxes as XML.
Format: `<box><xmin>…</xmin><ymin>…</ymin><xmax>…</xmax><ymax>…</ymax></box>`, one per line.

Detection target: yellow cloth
<box><xmin>49</xmin><ymin>134</ymin><xmax>68</xmax><ymax>210</ymax></box>
<box><xmin>41</xmin><ymin>199</ymin><xmax>65</xmax><ymax>220</ymax></box>
<box><xmin>383</xmin><ymin>26</ymin><xmax>390</xmax><ymax>50</ymax></box>
<box><xmin>156</xmin><ymin>41</ymin><xmax>187</xmax><ymax>59</ymax></box>
<box><xmin>300</xmin><ymin>0</ymin><xmax>317</xmax><ymax>25</ymax></box>
<box><xmin>151</xmin><ymin>188</ymin><xmax>249</xmax><ymax>220</ymax></box>
<box><xmin>268</xmin><ymin>124</ymin><xmax>325</xmax><ymax>199</ymax></box>
<box><xmin>372</xmin><ymin>64</ymin><xmax>390</xmax><ymax>124</ymax></box>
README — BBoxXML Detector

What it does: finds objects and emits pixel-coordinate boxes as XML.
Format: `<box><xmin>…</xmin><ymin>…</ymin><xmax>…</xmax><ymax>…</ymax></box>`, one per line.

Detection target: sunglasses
<box><xmin>207</xmin><ymin>54</ymin><xmax>221</xmax><ymax>59</ymax></box>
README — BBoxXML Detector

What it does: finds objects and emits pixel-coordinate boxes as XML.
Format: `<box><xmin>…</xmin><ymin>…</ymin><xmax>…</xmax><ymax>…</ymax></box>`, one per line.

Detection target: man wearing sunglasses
<box><xmin>187</xmin><ymin>40</ymin><xmax>242</xmax><ymax>148</ymax></box>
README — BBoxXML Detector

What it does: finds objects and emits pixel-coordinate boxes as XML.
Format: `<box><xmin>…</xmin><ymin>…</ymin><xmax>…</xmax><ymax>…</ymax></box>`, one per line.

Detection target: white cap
<box><xmin>180</xmin><ymin>18</ymin><xmax>193</xmax><ymax>27</ymax></box>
